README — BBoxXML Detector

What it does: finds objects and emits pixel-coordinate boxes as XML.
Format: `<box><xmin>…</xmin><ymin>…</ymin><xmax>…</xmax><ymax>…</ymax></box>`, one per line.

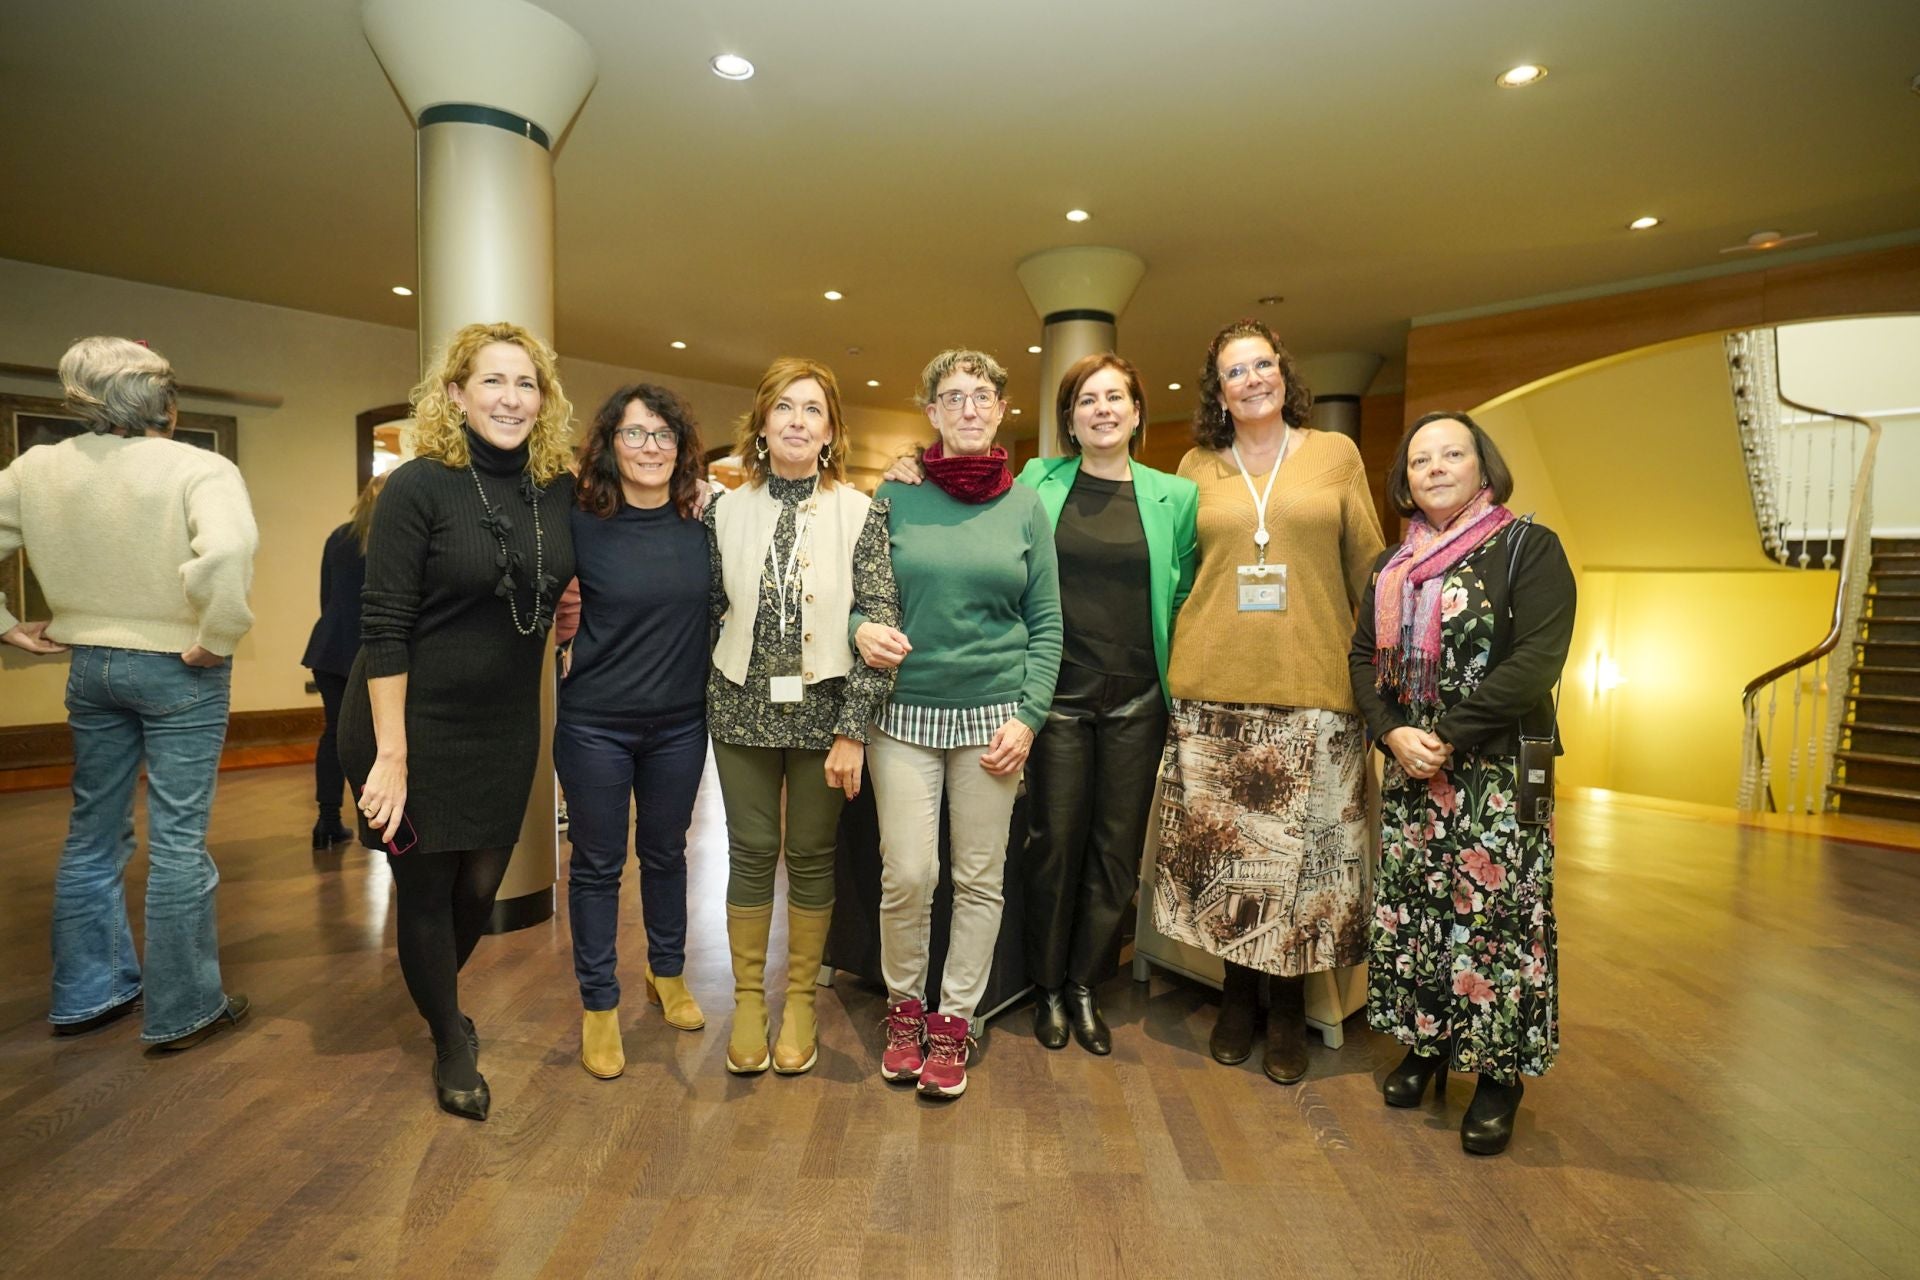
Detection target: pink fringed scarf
<box><xmin>1373</xmin><ymin>487</ymin><xmax>1514</xmax><ymax>707</ymax></box>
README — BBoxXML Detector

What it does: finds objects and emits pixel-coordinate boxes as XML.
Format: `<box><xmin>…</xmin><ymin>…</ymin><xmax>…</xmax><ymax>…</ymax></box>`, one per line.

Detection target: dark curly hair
<box><xmin>1190</xmin><ymin>319</ymin><xmax>1313</xmax><ymax>449</ymax></box>
<box><xmin>576</xmin><ymin>383</ymin><xmax>706</xmax><ymax>520</ymax></box>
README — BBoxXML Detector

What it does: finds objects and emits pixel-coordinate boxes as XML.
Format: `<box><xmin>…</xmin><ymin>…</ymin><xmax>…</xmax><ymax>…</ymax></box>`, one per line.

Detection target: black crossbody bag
<box><xmin>1504</xmin><ymin>518</ymin><xmax>1559</xmax><ymax>827</ymax></box>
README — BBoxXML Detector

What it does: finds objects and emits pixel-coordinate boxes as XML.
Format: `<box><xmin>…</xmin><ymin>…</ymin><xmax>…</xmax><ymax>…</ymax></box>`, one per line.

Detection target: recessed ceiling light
<box><xmin>1257</xmin><ymin>295</ymin><xmax>1284</xmax><ymax>306</ymax></box>
<box><xmin>1496</xmin><ymin>63</ymin><xmax>1548</xmax><ymax>88</ymax></box>
<box><xmin>845</xmin><ymin>345</ymin><xmax>863</xmax><ymax>356</ymax></box>
<box><xmin>670</xmin><ymin>340</ymin><xmax>687</xmax><ymax>350</ymax></box>
<box><xmin>865</xmin><ymin>379</ymin><xmax>880</xmax><ymax>387</ymax></box>
<box><xmin>1168</xmin><ymin>382</ymin><xmax>1182</xmax><ymax>391</ymax></box>
<box><xmin>1065</xmin><ymin>209</ymin><xmax>1091</xmax><ymax>223</ymax></box>
<box><xmin>1627</xmin><ymin>215</ymin><xmax>1661</xmax><ymax>231</ymax></box>
<box><xmin>823</xmin><ymin>290</ymin><xmax>843</xmax><ymax>301</ymax></box>
<box><xmin>710</xmin><ymin>53</ymin><xmax>754</xmax><ymax>80</ymax></box>
<box><xmin>1027</xmin><ymin>345</ymin><xmax>1042</xmax><ymax>354</ymax></box>
<box><xmin>391</xmin><ymin>285</ymin><xmax>413</xmax><ymax>296</ymax></box>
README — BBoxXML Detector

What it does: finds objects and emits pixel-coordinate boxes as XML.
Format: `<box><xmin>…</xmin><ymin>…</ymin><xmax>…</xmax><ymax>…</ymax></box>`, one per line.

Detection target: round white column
<box><xmin>1016</xmin><ymin>247</ymin><xmax>1146</xmax><ymax>457</ymax></box>
<box><xmin>363</xmin><ymin>0</ymin><xmax>595</xmax><ymax>931</ymax></box>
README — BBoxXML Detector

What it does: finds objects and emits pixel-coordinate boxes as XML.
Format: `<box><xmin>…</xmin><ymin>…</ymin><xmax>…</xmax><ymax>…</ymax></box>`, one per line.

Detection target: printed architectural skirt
<box><xmin>1366</xmin><ymin>752</ymin><xmax>1559</xmax><ymax>1081</ymax></box>
<box><xmin>1152</xmin><ymin>699</ymin><xmax>1371</xmax><ymax>977</ymax></box>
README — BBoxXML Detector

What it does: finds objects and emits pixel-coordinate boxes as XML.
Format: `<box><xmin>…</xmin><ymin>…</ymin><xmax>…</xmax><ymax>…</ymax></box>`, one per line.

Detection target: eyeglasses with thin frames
<box><xmin>616</xmin><ymin>426</ymin><xmax>678</xmax><ymax>449</ymax></box>
<box><xmin>936</xmin><ymin>388</ymin><xmax>1002</xmax><ymax>413</ymax></box>
<box><xmin>1221</xmin><ymin>357</ymin><xmax>1279</xmax><ymax>387</ymax></box>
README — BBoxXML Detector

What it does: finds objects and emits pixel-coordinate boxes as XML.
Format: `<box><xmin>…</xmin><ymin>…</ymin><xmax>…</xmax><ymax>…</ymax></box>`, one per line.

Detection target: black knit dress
<box><xmin>337</xmin><ymin>429</ymin><xmax>576</xmax><ymax>854</ymax></box>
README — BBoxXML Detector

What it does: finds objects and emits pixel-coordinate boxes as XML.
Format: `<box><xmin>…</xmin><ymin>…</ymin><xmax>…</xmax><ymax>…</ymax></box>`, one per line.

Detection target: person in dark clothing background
<box><xmin>302</xmin><ymin>473</ymin><xmax>384</xmax><ymax>850</ymax></box>
<box><xmin>337</xmin><ymin>321</ymin><xmax>577</xmax><ymax>1123</ymax></box>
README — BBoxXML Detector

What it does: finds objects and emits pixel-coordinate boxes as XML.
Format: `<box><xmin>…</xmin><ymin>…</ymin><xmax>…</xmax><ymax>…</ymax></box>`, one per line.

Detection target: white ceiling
<box><xmin>3</xmin><ymin>0</ymin><xmax>1918</xmax><ymax>431</ymax></box>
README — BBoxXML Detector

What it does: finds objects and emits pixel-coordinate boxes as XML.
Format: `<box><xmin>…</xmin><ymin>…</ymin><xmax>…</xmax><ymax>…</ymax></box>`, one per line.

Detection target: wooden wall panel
<box><xmin>1403</xmin><ymin>243</ymin><xmax>1920</xmax><ymax>426</ymax></box>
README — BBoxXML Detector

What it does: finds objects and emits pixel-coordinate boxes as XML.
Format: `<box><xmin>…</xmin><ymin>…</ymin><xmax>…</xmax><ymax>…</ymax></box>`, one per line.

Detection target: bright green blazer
<box><xmin>1018</xmin><ymin>455</ymin><xmax>1199</xmax><ymax>708</ymax></box>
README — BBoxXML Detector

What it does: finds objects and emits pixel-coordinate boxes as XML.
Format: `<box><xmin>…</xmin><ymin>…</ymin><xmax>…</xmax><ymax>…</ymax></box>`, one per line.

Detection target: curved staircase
<box><xmin>1834</xmin><ymin>540</ymin><xmax>1920</xmax><ymax>821</ymax></box>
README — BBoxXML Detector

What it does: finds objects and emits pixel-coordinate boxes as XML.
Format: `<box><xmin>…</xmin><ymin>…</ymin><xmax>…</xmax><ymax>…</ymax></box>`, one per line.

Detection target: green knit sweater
<box><xmin>865</xmin><ymin>478</ymin><xmax>1063</xmax><ymax>732</ymax></box>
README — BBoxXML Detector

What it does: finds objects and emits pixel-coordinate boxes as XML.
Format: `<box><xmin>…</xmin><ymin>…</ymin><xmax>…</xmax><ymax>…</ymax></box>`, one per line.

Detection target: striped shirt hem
<box><xmin>877</xmin><ymin>701</ymin><xmax>1018</xmax><ymax>749</ymax></box>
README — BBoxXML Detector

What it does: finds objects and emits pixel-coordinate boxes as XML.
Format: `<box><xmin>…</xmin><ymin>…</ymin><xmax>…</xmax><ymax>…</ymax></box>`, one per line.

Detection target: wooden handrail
<box><xmin>1739</xmin><ymin>338</ymin><xmax>1882</xmax><ymax>710</ymax></box>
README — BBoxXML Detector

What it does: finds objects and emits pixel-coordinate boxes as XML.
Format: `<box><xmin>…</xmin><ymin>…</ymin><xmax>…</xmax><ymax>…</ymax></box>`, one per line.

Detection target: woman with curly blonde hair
<box><xmin>337</xmin><ymin>321</ymin><xmax>577</xmax><ymax>1121</ymax></box>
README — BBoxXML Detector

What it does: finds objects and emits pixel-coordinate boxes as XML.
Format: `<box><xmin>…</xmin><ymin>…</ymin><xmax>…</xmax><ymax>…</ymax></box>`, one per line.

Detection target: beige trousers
<box><xmin>866</xmin><ymin>729</ymin><xmax>1022</xmax><ymax>1025</ymax></box>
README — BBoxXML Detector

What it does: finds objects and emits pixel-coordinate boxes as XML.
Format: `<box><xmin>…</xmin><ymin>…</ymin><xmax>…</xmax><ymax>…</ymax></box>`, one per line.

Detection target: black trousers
<box><xmin>312</xmin><ymin>669</ymin><xmax>348</xmax><ymax>810</ymax></box>
<box><xmin>1024</xmin><ymin>661</ymin><xmax>1168</xmax><ymax>990</ymax></box>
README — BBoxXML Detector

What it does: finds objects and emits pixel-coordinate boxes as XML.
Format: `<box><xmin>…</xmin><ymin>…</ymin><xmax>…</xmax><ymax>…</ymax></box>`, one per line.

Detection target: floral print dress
<box><xmin>1366</xmin><ymin>531</ymin><xmax>1559</xmax><ymax>1081</ymax></box>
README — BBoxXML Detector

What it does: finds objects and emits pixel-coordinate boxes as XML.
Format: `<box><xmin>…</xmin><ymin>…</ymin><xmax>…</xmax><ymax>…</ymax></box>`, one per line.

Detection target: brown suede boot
<box><xmin>1209</xmin><ymin>961</ymin><xmax>1259</xmax><ymax>1065</ymax></box>
<box><xmin>773</xmin><ymin>903</ymin><xmax>834</xmax><ymax>1074</ymax></box>
<box><xmin>725</xmin><ymin>903</ymin><xmax>774</xmax><ymax>1074</ymax></box>
<box><xmin>1264</xmin><ymin>973</ymin><xmax>1309</xmax><ymax>1085</ymax></box>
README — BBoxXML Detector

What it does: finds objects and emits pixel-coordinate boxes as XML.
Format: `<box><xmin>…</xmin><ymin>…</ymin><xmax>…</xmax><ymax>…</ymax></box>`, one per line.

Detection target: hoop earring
<box><xmin>754</xmin><ymin>436</ymin><xmax>769</xmax><ymax>461</ymax></box>
<box><xmin>820</xmin><ymin>441</ymin><xmax>833</xmax><ymax>467</ymax></box>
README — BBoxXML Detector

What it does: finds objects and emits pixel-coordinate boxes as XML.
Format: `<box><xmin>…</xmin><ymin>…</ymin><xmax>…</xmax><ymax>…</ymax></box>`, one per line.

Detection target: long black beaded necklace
<box><xmin>465</xmin><ymin>462</ymin><xmax>556</xmax><ymax>636</ymax></box>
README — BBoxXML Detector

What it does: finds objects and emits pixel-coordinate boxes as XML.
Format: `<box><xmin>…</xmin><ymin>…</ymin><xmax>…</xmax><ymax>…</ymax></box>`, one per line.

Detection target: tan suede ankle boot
<box><xmin>773</xmin><ymin>903</ymin><xmax>834</xmax><ymax>1074</ymax></box>
<box><xmin>644</xmin><ymin>965</ymin><xmax>706</xmax><ymax>1031</ymax></box>
<box><xmin>581</xmin><ymin>1008</ymin><xmax>625</xmax><ymax>1080</ymax></box>
<box><xmin>725</xmin><ymin>903</ymin><xmax>774</xmax><ymax>1074</ymax></box>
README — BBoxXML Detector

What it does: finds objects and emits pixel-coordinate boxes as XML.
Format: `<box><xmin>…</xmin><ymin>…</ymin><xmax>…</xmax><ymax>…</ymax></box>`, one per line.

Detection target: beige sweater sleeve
<box><xmin>179</xmin><ymin>460</ymin><xmax>260</xmax><ymax>655</ymax></box>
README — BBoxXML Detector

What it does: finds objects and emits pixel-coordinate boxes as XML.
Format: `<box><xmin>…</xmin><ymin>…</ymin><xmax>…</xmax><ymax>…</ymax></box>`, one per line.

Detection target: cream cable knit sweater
<box><xmin>0</xmin><ymin>433</ymin><xmax>258</xmax><ymax>656</ymax></box>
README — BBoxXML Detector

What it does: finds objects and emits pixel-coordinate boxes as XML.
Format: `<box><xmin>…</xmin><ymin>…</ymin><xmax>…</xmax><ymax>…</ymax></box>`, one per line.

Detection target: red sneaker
<box><xmin>881</xmin><ymin>997</ymin><xmax>926</xmax><ymax>1082</ymax></box>
<box><xmin>917</xmin><ymin>1013</ymin><xmax>973</xmax><ymax>1099</ymax></box>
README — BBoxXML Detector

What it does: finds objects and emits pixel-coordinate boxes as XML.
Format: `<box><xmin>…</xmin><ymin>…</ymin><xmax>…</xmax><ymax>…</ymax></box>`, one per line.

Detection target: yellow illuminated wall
<box><xmin>1558</xmin><ymin>568</ymin><xmax>1837</xmax><ymax>807</ymax></box>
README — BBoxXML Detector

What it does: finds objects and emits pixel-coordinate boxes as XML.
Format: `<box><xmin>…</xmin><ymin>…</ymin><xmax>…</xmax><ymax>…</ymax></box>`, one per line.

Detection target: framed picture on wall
<box><xmin>0</xmin><ymin>392</ymin><xmax>239</xmax><ymax>625</ymax></box>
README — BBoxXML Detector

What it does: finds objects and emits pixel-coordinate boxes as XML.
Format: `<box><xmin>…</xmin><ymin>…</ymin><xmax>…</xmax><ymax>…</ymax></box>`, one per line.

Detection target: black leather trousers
<box><xmin>1024</xmin><ymin>661</ymin><xmax>1169</xmax><ymax>990</ymax></box>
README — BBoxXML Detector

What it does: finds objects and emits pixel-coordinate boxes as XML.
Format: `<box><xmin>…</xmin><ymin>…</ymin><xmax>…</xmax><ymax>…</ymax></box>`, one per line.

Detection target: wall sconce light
<box><xmin>1594</xmin><ymin>653</ymin><xmax>1625</xmax><ymax>694</ymax></box>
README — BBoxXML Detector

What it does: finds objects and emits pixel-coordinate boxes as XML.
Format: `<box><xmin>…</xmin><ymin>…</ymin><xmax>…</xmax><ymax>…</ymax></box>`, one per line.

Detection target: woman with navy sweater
<box><xmin>554</xmin><ymin>384</ymin><xmax>712</xmax><ymax>1081</ymax></box>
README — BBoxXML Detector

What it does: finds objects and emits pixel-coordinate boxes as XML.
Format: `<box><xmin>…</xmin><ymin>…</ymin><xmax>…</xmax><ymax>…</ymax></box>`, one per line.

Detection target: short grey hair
<box><xmin>916</xmin><ymin>348</ymin><xmax>1008</xmax><ymax>408</ymax></box>
<box><xmin>58</xmin><ymin>336</ymin><xmax>177</xmax><ymax>435</ymax></box>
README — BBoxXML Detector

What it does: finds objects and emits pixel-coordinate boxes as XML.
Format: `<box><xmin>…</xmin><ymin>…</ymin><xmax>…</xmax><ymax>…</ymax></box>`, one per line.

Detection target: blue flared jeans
<box><xmin>51</xmin><ymin>646</ymin><xmax>233</xmax><ymax>1042</ymax></box>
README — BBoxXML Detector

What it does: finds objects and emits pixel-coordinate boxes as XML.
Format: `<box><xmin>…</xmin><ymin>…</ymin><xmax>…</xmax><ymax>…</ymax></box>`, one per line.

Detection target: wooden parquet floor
<box><xmin>1</xmin><ymin>762</ymin><xmax>1918</xmax><ymax>1279</ymax></box>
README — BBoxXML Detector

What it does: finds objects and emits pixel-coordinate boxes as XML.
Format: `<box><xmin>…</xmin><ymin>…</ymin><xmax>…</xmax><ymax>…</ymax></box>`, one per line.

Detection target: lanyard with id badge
<box><xmin>1231</xmin><ymin>422</ymin><xmax>1290</xmax><ymax>612</ymax></box>
<box><xmin>767</xmin><ymin>498</ymin><xmax>817</xmax><ymax>703</ymax></box>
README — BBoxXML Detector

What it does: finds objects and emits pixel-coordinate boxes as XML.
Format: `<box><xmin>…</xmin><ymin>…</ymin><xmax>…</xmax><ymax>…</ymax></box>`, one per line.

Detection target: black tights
<box><xmin>387</xmin><ymin>846</ymin><xmax>512</xmax><ymax>1088</ymax></box>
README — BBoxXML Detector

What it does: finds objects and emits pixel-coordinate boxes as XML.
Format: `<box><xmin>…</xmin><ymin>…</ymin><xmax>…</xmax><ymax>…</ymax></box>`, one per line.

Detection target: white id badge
<box><xmin>1237</xmin><ymin>563</ymin><xmax>1286</xmax><ymax>612</ymax></box>
<box><xmin>769</xmin><ymin>675</ymin><xmax>804</xmax><ymax>703</ymax></box>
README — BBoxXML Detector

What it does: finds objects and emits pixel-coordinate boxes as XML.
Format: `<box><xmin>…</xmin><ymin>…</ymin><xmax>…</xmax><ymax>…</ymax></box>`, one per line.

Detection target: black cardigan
<box><xmin>1348</xmin><ymin>520</ymin><xmax>1576</xmax><ymax>758</ymax></box>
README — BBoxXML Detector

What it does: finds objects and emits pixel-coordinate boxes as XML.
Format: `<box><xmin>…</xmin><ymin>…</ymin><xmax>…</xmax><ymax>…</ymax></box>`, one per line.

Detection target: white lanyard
<box><xmin>769</xmin><ymin>499</ymin><xmax>817</xmax><ymax>642</ymax></box>
<box><xmin>1230</xmin><ymin>422</ymin><xmax>1290</xmax><ymax>564</ymax></box>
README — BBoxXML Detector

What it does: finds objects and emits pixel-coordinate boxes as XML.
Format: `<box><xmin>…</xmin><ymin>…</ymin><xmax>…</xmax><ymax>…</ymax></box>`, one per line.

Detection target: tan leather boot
<box><xmin>773</xmin><ymin>903</ymin><xmax>834</xmax><ymax>1074</ymax></box>
<box><xmin>725</xmin><ymin>903</ymin><xmax>773</xmax><ymax>1074</ymax></box>
<box><xmin>581</xmin><ymin>1008</ymin><xmax>625</xmax><ymax>1080</ymax></box>
<box><xmin>644</xmin><ymin>965</ymin><xmax>706</xmax><ymax>1031</ymax></box>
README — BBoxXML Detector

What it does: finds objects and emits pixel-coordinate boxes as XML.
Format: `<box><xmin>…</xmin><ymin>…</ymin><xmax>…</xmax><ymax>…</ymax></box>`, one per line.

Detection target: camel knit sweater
<box><xmin>0</xmin><ymin>433</ymin><xmax>257</xmax><ymax>655</ymax></box>
<box><xmin>1165</xmin><ymin>432</ymin><xmax>1384</xmax><ymax>712</ymax></box>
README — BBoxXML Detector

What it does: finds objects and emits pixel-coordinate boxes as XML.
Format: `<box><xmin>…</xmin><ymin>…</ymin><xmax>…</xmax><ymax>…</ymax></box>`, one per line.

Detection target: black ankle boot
<box><xmin>1062</xmin><ymin>983</ymin><xmax>1111</xmax><ymax>1055</ymax></box>
<box><xmin>1461</xmin><ymin>1075</ymin><xmax>1524</xmax><ymax>1155</ymax></box>
<box><xmin>1209</xmin><ymin>962</ymin><xmax>1259</xmax><ymax>1065</ymax></box>
<box><xmin>1382</xmin><ymin>1043</ymin><xmax>1448</xmax><ymax>1107</ymax></box>
<box><xmin>1032</xmin><ymin>988</ymin><xmax>1070</xmax><ymax>1050</ymax></box>
<box><xmin>312</xmin><ymin>807</ymin><xmax>352</xmax><ymax>850</ymax></box>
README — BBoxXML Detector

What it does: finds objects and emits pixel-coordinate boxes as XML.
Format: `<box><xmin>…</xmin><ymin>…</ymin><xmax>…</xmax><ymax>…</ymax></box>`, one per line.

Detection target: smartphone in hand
<box><xmin>349</xmin><ymin>784</ymin><xmax>418</xmax><ymax>855</ymax></box>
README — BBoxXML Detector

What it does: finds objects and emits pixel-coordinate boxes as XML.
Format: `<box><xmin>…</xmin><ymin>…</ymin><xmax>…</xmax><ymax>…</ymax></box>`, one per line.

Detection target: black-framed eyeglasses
<box><xmin>936</xmin><ymin>388</ymin><xmax>1001</xmax><ymax>413</ymax></box>
<box><xmin>616</xmin><ymin>426</ymin><xmax>678</xmax><ymax>449</ymax></box>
